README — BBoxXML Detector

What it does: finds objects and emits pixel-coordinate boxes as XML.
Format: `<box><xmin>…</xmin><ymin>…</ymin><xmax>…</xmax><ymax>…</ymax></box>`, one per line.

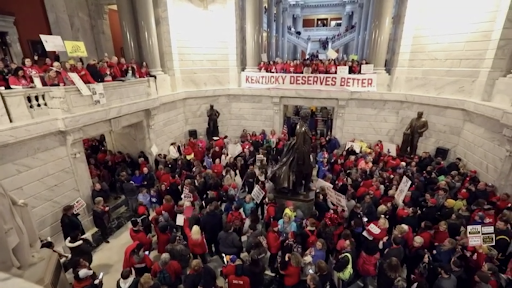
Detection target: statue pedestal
<box><xmin>273</xmin><ymin>191</ymin><xmax>315</xmax><ymax>219</ymax></box>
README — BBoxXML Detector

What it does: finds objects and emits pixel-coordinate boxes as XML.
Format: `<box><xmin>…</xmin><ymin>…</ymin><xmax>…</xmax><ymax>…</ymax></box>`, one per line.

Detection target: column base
<box><xmin>154</xmin><ymin>74</ymin><xmax>172</xmax><ymax>96</ymax></box>
<box><xmin>375</xmin><ymin>70</ymin><xmax>391</xmax><ymax>92</ymax></box>
<box><xmin>245</xmin><ymin>67</ymin><xmax>260</xmax><ymax>73</ymax></box>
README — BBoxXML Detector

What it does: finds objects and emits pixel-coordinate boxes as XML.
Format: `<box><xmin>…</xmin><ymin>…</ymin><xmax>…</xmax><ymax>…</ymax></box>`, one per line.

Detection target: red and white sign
<box><xmin>241</xmin><ymin>72</ymin><xmax>377</xmax><ymax>91</ymax></box>
<box><xmin>72</xmin><ymin>198</ymin><xmax>86</xmax><ymax>214</ymax></box>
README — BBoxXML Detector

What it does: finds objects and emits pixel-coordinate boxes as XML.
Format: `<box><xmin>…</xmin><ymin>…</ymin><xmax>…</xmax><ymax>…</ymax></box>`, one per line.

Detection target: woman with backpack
<box><xmin>150</xmin><ymin>253</ymin><xmax>181</xmax><ymax>288</ymax></box>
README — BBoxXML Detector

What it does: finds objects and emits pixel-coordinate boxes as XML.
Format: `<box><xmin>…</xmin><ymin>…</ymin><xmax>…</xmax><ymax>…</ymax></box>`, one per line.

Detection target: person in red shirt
<box><xmin>326</xmin><ymin>60</ymin><xmax>336</xmax><ymax>74</ymax></box>
<box><xmin>138</xmin><ymin>62</ymin><xmax>150</xmax><ymax>78</ymax></box>
<box><xmin>40</xmin><ymin>57</ymin><xmax>54</xmax><ymax>73</ymax></box>
<box><xmin>45</xmin><ymin>68</ymin><xmax>65</xmax><ymax>86</ymax></box>
<box><xmin>280</xmin><ymin>252</ymin><xmax>302</xmax><ymax>287</ymax></box>
<box><xmin>264</xmin><ymin>194</ymin><xmax>277</xmax><ymax>226</ymax></box>
<box><xmin>432</xmin><ymin>221</ymin><xmax>449</xmax><ymax>245</ymax></box>
<box><xmin>22</xmin><ymin>57</ymin><xmax>43</xmax><ymax>79</ymax></box>
<box><xmin>107</xmin><ymin>56</ymin><xmax>122</xmax><ymax>79</ymax></box>
<box><xmin>266</xmin><ymin>221</ymin><xmax>280</xmax><ymax>272</ymax></box>
<box><xmin>129</xmin><ymin>219</ymin><xmax>152</xmax><ymax>251</ymax></box>
<box><xmin>183</xmin><ymin>218</ymin><xmax>208</xmax><ymax>264</ymax></box>
<box><xmin>9</xmin><ymin>67</ymin><xmax>33</xmax><ymax>88</ymax></box>
<box><xmin>74</xmin><ymin>61</ymin><xmax>96</xmax><ymax>84</ymax></box>
<box><xmin>117</xmin><ymin>57</ymin><xmax>128</xmax><ymax>77</ymax></box>
<box><xmin>227</xmin><ymin>264</ymin><xmax>250</xmax><ymax>288</ymax></box>
<box><xmin>211</xmin><ymin>158</ymin><xmax>223</xmax><ymax>178</ymax></box>
<box><xmin>150</xmin><ymin>253</ymin><xmax>182</xmax><ymax>286</ymax></box>
<box><xmin>294</xmin><ymin>60</ymin><xmax>303</xmax><ymax>74</ymax></box>
<box><xmin>122</xmin><ymin>242</ymin><xmax>153</xmax><ymax>277</ymax></box>
<box><xmin>155</xmin><ymin>222</ymin><xmax>172</xmax><ymax>254</ymax></box>
<box><xmin>221</xmin><ymin>256</ymin><xmax>239</xmax><ymax>278</ymax></box>
<box><xmin>258</xmin><ymin>61</ymin><xmax>267</xmax><ymax>72</ymax></box>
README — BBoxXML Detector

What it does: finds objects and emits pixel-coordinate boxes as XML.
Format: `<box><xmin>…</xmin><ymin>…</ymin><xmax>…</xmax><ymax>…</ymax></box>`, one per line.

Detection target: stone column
<box><xmin>245</xmin><ymin>0</ymin><xmax>263</xmax><ymax>71</ymax></box>
<box><xmin>363</xmin><ymin>0</ymin><xmax>376</xmax><ymax>59</ymax></box>
<box><xmin>133</xmin><ymin>0</ymin><xmax>163</xmax><ymax>74</ymax></box>
<box><xmin>281</xmin><ymin>6</ymin><xmax>289</xmax><ymax>60</ymax></box>
<box><xmin>496</xmin><ymin>127</ymin><xmax>512</xmax><ymax>189</ymax></box>
<box><xmin>292</xmin><ymin>14</ymin><xmax>302</xmax><ymax>59</ymax></box>
<box><xmin>358</xmin><ymin>0</ymin><xmax>371</xmax><ymax>58</ymax></box>
<box><xmin>353</xmin><ymin>3</ymin><xmax>364</xmax><ymax>55</ymax></box>
<box><xmin>88</xmin><ymin>1</ymin><xmax>115</xmax><ymax>58</ymax></box>
<box><xmin>367</xmin><ymin>0</ymin><xmax>394</xmax><ymax>71</ymax></box>
<box><xmin>339</xmin><ymin>9</ymin><xmax>349</xmax><ymax>56</ymax></box>
<box><xmin>116</xmin><ymin>0</ymin><xmax>140</xmax><ymax>61</ymax></box>
<box><xmin>267</xmin><ymin>0</ymin><xmax>275</xmax><ymax>60</ymax></box>
<box><xmin>275</xmin><ymin>0</ymin><xmax>283</xmax><ymax>59</ymax></box>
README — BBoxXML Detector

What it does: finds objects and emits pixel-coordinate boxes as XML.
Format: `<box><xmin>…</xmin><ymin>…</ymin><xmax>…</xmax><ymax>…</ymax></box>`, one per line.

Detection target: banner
<box><xmin>251</xmin><ymin>185</ymin><xmax>266</xmax><ymax>203</ymax></box>
<box><xmin>241</xmin><ymin>72</ymin><xmax>376</xmax><ymax>91</ymax></box>
<box><xmin>40</xmin><ymin>34</ymin><xmax>66</xmax><ymax>51</ymax></box>
<box><xmin>68</xmin><ymin>72</ymin><xmax>92</xmax><ymax>95</ymax></box>
<box><xmin>64</xmin><ymin>41</ymin><xmax>88</xmax><ymax>57</ymax></box>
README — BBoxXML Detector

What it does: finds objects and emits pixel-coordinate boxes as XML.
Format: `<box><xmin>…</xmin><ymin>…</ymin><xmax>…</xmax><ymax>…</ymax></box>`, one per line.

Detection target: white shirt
<box><xmin>169</xmin><ymin>145</ymin><xmax>179</xmax><ymax>159</ymax></box>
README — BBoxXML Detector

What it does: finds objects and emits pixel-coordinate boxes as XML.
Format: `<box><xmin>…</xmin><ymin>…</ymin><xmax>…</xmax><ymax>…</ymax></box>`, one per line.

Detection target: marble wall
<box><xmin>391</xmin><ymin>0</ymin><xmax>512</xmax><ymax>101</ymax></box>
<box><xmin>0</xmin><ymin>133</ymin><xmax>81</xmax><ymax>239</ymax></box>
<box><xmin>165</xmin><ymin>0</ymin><xmax>240</xmax><ymax>91</ymax></box>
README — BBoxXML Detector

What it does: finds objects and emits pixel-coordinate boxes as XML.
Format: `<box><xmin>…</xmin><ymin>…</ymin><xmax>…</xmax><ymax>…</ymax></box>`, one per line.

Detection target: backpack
<box><xmin>230</xmin><ymin>211</ymin><xmax>243</xmax><ymax>228</ymax></box>
<box><xmin>157</xmin><ymin>267</ymin><xmax>173</xmax><ymax>287</ymax></box>
<box><xmin>335</xmin><ymin>253</ymin><xmax>353</xmax><ymax>281</ymax></box>
<box><xmin>306</xmin><ymin>229</ymin><xmax>318</xmax><ymax>248</ymax></box>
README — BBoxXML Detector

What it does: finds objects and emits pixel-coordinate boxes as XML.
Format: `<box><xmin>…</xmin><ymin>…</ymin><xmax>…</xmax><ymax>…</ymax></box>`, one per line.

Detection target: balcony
<box><xmin>0</xmin><ymin>79</ymin><xmax>157</xmax><ymax>124</ymax></box>
<box><xmin>330</xmin><ymin>28</ymin><xmax>357</xmax><ymax>50</ymax></box>
<box><xmin>302</xmin><ymin>27</ymin><xmax>341</xmax><ymax>38</ymax></box>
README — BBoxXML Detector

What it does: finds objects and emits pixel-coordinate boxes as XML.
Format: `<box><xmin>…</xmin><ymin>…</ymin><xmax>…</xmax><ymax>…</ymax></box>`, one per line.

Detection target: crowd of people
<box><xmin>0</xmin><ymin>53</ymin><xmax>151</xmax><ymax>89</ymax></box>
<box><xmin>258</xmin><ymin>58</ymin><xmax>368</xmax><ymax>75</ymax></box>
<box><xmin>56</xmin><ymin>106</ymin><xmax>512</xmax><ymax>288</ymax></box>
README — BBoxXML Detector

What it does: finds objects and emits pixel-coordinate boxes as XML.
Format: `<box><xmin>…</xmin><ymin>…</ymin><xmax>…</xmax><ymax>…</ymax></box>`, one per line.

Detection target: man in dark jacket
<box><xmin>201</xmin><ymin>202</ymin><xmax>223</xmax><ymax>257</ymax></box>
<box><xmin>65</xmin><ymin>231</ymin><xmax>94</xmax><ymax>265</ymax></box>
<box><xmin>166</xmin><ymin>235</ymin><xmax>191</xmax><ymax>273</ymax></box>
<box><xmin>116</xmin><ymin>269</ymin><xmax>140</xmax><ymax>288</ymax></box>
<box><xmin>61</xmin><ymin>204</ymin><xmax>86</xmax><ymax>241</ymax></box>
<box><xmin>122</xmin><ymin>176</ymin><xmax>139</xmax><ymax>213</ymax></box>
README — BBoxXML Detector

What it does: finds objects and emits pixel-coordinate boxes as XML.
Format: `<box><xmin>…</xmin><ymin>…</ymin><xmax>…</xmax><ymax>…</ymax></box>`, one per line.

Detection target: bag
<box><xmin>157</xmin><ymin>268</ymin><xmax>173</xmax><ymax>287</ymax></box>
<box><xmin>230</xmin><ymin>211</ymin><xmax>243</xmax><ymax>228</ymax></box>
<box><xmin>336</xmin><ymin>253</ymin><xmax>353</xmax><ymax>281</ymax></box>
<box><xmin>306</xmin><ymin>230</ymin><xmax>318</xmax><ymax>248</ymax></box>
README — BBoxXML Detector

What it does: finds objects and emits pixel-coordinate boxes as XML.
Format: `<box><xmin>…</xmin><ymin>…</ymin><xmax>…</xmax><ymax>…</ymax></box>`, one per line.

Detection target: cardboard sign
<box><xmin>482</xmin><ymin>234</ymin><xmax>496</xmax><ymax>246</ymax></box>
<box><xmin>467</xmin><ymin>225</ymin><xmax>482</xmax><ymax>236</ymax></box>
<box><xmin>337</xmin><ymin>66</ymin><xmax>349</xmax><ymax>75</ymax></box>
<box><xmin>261</xmin><ymin>53</ymin><xmax>268</xmax><ymax>62</ymax></box>
<box><xmin>72</xmin><ymin>198</ymin><xmax>86</xmax><ymax>214</ymax></box>
<box><xmin>327</xmin><ymin>49</ymin><xmax>338</xmax><ymax>59</ymax></box>
<box><xmin>251</xmin><ymin>185</ymin><xmax>266</xmax><ymax>203</ymax></box>
<box><xmin>361</xmin><ymin>64</ymin><xmax>374</xmax><ymax>74</ymax></box>
<box><xmin>176</xmin><ymin>214</ymin><xmax>185</xmax><ymax>226</ymax></box>
<box><xmin>228</xmin><ymin>143</ymin><xmax>243</xmax><ymax>158</ymax></box>
<box><xmin>467</xmin><ymin>224</ymin><xmax>495</xmax><ymax>246</ymax></box>
<box><xmin>395</xmin><ymin>176</ymin><xmax>412</xmax><ymax>205</ymax></box>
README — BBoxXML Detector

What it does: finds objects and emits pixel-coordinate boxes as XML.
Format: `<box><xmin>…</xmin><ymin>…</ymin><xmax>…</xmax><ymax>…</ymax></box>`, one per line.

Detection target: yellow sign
<box><xmin>349</xmin><ymin>54</ymin><xmax>358</xmax><ymax>61</ymax></box>
<box><xmin>64</xmin><ymin>41</ymin><xmax>88</xmax><ymax>57</ymax></box>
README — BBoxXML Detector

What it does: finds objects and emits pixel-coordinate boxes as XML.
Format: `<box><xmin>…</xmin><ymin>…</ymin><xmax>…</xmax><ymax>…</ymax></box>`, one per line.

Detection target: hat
<box><xmin>336</xmin><ymin>239</ymin><xmax>347</xmax><ymax>251</ymax></box>
<box><xmin>470</xmin><ymin>170</ymin><xmax>477</xmax><ymax>174</ymax></box>
<box><xmin>429</xmin><ymin>198</ymin><xmax>437</xmax><ymax>205</ymax></box>
<box><xmin>229</xmin><ymin>255</ymin><xmax>238</xmax><ymax>263</ymax></box>
<box><xmin>458</xmin><ymin>190</ymin><xmax>469</xmax><ymax>199</ymax></box>
<box><xmin>271</xmin><ymin>221</ymin><xmax>279</xmax><ymax>229</ymax></box>
<box><xmin>130</xmin><ymin>218</ymin><xmax>140</xmax><ymax>227</ymax></box>
<box><xmin>445</xmin><ymin>199</ymin><xmax>456</xmax><ymax>208</ymax></box>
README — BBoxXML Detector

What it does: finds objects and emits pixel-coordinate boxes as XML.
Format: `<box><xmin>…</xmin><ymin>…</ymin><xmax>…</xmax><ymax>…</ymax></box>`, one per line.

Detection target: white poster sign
<box><xmin>150</xmin><ymin>144</ymin><xmax>158</xmax><ymax>157</ymax></box>
<box><xmin>261</xmin><ymin>53</ymin><xmax>268</xmax><ymax>62</ymax></box>
<box><xmin>89</xmin><ymin>83</ymin><xmax>106</xmax><ymax>105</ymax></box>
<box><xmin>318</xmin><ymin>54</ymin><xmax>327</xmax><ymax>60</ymax></box>
<box><xmin>39</xmin><ymin>34</ymin><xmax>66</xmax><ymax>51</ymax></box>
<box><xmin>382</xmin><ymin>142</ymin><xmax>397</xmax><ymax>156</ymax></box>
<box><xmin>242</xmin><ymin>72</ymin><xmax>377</xmax><ymax>92</ymax></box>
<box><xmin>72</xmin><ymin>198</ymin><xmax>86</xmax><ymax>214</ymax></box>
<box><xmin>316</xmin><ymin>178</ymin><xmax>333</xmax><ymax>189</ymax></box>
<box><xmin>395</xmin><ymin>176</ymin><xmax>412</xmax><ymax>204</ymax></box>
<box><xmin>251</xmin><ymin>185</ymin><xmax>266</xmax><ymax>203</ymax></box>
<box><xmin>182</xmin><ymin>186</ymin><xmax>193</xmax><ymax>202</ymax></box>
<box><xmin>32</xmin><ymin>76</ymin><xmax>43</xmax><ymax>88</ymax></box>
<box><xmin>327</xmin><ymin>49</ymin><xmax>338</xmax><ymax>59</ymax></box>
<box><xmin>68</xmin><ymin>72</ymin><xmax>92</xmax><ymax>95</ymax></box>
<box><xmin>176</xmin><ymin>214</ymin><xmax>185</xmax><ymax>226</ymax></box>
<box><xmin>361</xmin><ymin>64</ymin><xmax>374</xmax><ymax>74</ymax></box>
<box><xmin>228</xmin><ymin>143</ymin><xmax>243</xmax><ymax>158</ymax></box>
<box><xmin>345</xmin><ymin>142</ymin><xmax>361</xmax><ymax>153</ymax></box>
<box><xmin>337</xmin><ymin>66</ymin><xmax>349</xmax><ymax>75</ymax></box>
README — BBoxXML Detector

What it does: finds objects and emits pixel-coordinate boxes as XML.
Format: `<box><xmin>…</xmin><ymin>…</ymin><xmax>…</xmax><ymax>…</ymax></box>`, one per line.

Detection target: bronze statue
<box><xmin>400</xmin><ymin>111</ymin><xmax>429</xmax><ymax>156</ymax></box>
<box><xmin>206</xmin><ymin>104</ymin><xmax>220</xmax><ymax>140</ymax></box>
<box><xmin>270</xmin><ymin>110</ymin><xmax>314</xmax><ymax>194</ymax></box>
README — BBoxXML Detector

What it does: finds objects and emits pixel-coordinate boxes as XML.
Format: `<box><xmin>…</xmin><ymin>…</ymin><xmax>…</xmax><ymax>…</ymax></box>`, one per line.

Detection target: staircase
<box><xmin>286</xmin><ymin>30</ymin><xmax>310</xmax><ymax>51</ymax></box>
<box><xmin>329</xmin><ymin>28</ymin><xmax>357</xmax><ymax>51</ymax></box>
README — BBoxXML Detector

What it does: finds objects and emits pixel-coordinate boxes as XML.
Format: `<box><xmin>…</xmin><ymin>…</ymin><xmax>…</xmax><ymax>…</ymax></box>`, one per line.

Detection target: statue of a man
<box><xmin>0</xmin><ymin>184</ymin><xmax>42</xmax><ymax>276</ymax></box>
<box><xmin>206</xmin><ymin>104</ymin><xmax>220</xmax><ymax>140</ymax></box>
<box><xmin>400</xmin><ymin>111</ymin><xmax>429</xmax><ymax>156</ymax></box>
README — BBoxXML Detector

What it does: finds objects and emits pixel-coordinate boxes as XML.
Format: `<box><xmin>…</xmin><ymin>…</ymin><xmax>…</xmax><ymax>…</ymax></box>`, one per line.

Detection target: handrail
<box><xmin>331</xmin><ymin>28</ymin><xmax>357</xmax><ymax>45</ymax></box>
<box><xmin>303</xmin><ymin>27</ymin><xmax>341</xmax><ymax>33</ymax></box>
<box><xmin>287</xmin><ymin>30</ymin><xmax>309</xmax><ymax>44</ymax></box>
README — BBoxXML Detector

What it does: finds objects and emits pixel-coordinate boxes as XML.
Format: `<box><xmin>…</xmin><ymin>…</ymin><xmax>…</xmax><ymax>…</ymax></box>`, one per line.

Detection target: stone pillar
<box><xmin>339</xmin><ymin>9</ymin><xmax>349</xmax><ymax>56</ymax></box>
<box><xmin>116</xmin><ymin>0</ymin><xmax>140</xmax><ymax>61</ymax></box>
<box><xmin>267</xmin><ymin>0</ymin><xmax>275</xmax><ymax>60</ymax></box>
<box><xmin>275</xmin><ymin>0</ymin><xmax>283</xmax><ymax>59</ymax></box>
<box><xmin>367</xmin><ymin>0</ymin><xmax>394</xmax><ymax>71</ymax></box>
<box><xmin>133</xmin><ymin>0</ymin><xmax>163</xmax><ymax>74</ymax></box>
<box><xmin>292</xmin><ymin>14</ymin><xmax>302</xmax><ymax>59</ymax></box>
<box><xmin>272</xmin><ymin>97</ymin><xmax>281</xmax><ymax>131</ymax></box>
<box><xmin>358</xmin><ymin>0</ymin><xmax>371</xmax><ymax>58</ymax></box>
<box><xmin>281</xmin><ymin>7</ymin><xmax>289</xmax><ymax>60</ymax></box>
<box><xmin>363</xmin><ymin>0</ymin><xmax>376</xmax><ymax>60</ymax></box>
<box><xmin>496</xmin><ymin>127</ymin><xmax>512</xmax><ymax>190</ymax></box>
<box><xmin>334</xmin><ymin>100</ymin><xmax>347</xmax><ymax>138</ymax></box>
<box><xmin>88</xmin><ymin>1</ymin><xmax>115</xmax><ymax>58</ymax></box>
<box><xmin>245</xmin><ymin>0</ymin><xmax>263</xmax><ymax>71</ymax></box>
<box><xmin>353</xmin><ymin>3</ymin><xmax>364</xmax><ymax>55</ymax></box>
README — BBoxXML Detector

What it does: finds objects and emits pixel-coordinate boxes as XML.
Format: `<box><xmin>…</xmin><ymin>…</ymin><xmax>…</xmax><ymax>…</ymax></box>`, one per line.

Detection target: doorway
<box><xmin>0</xmin><ymin>32</ymin><xmax>13</xmax><ymax>62</ymax></box>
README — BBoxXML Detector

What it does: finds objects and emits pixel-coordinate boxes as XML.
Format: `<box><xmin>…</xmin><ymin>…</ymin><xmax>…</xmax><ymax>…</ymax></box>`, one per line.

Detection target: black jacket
<box><xmin>66</xmin><ymin>237</ymin><xmax>94</xmax><ymax>265</ymax></box>
<box><xmin>61</xmin><ymin>213</ymin><xmax>85</xmax><ymax>241</ymax></box>
<box><xmin>200</xmin><ymin>210</ymin><xmax>223</xmax><ymax>240</ymax></box>
<box><xmin>244</xmin><ymin>263</ymin><xmax>265</xmax><ymax>288</ymax></box>
<box><xmin>377</xmin><ymin>264</ymin><xmax>399</xmax><ymax>288</ymax></box>
<box><xmin>116</xmin><ymin>277</ymin><xmax>140</xmax><ymax>288</ymax></box>
<box><xmin>92</xmin><ymin>207</ymin><xmax>109</xmax><ymax>230</ymax></box>
<box><xmin>166</xmin><ymin>243</ymin><xmax>191</xmax><ymax>270</ymax></box>
<box><xmin>184</xmin><ymin>265</ymin><xmax>217</xmax><ymax>288</ymax></box>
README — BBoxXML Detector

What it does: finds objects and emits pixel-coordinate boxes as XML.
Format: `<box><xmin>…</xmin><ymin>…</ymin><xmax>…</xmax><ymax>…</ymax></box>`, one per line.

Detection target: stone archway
<box><xmin>0</xmin><ymin>15</ymin><xmax>23</xmax><ymax>65</ymax></box>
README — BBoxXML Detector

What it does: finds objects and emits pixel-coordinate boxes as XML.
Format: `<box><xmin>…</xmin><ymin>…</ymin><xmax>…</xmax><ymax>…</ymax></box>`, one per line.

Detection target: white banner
<box><xmin>228</xmin><ymin>143</ymin><xmax>243</xmax><ymax>158</ymax></box>
<box><xmin>39</xmin><ymin>34</ymin><xmax>66</xmax><ymax>51</ymax></box>
<box><xmin>361</xmin><ymin>64</ymin><xmax>374</xmax><ymax>74</ymax></box>
<box><xmin>68</xmin><ymin>72</ymin><xmax>91</xmax><ymax>95</ymax></box>
<box><xmin>241</xmin><ymin>72</ymin><xmax>377</xmax><ymax>92</ymax></box>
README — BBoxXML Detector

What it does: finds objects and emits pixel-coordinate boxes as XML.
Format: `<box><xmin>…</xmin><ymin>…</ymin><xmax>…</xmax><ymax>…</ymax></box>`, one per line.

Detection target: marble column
<box><xmin>133</xmin><ymin>0</ymin><xmax>163</xmax><ymax>74</ymax></box>
<box><xmin>267</xmin><ymin>0</ymin><xmax>276</xmax><ymax>60</ymax></box>
<box><xmin>358</xmin><ymin>0</ymin><xmax>371</xmax><ymax>58</ymax></box>
<box><xmin>363</xmin><ymin>0</ymin><xmax>376</xmax><ymax>59</ymax></box>
<box><xmin>353</xmin><ymin>4</ymin><xmax>364</xmax><ymax>55</ymax></box>
<box><xmin>294</xmin><ymin>15</ymin><xmax>303</xmax><ymax>59</ymax></box>
<box><xmin>117</xmin><ymin>0</ymin><xmax>140</xmax><ymax>61</ymax></box>
<box><xmin>339</xmin><ymin>9</ymin><xmax>349</xmax><ymax>56</ymax></box>
<box><xmin>88</xmin><ymin>1</ymin><xmax>115</xmax><ymax>58</ymax></box>
<box><xmin>245</xmin><ymin>0</ymin><xmax>263</xmax><ymax>71</ymax></box>
<box><xmin>275</xmin><ymin>0</ymin><xmax>283</xmax><ymax>59</ymax></box>
<box><xmin>281</xmin><ymin>7</ymin><xmax>288</xmax><ymax>60</ymax></box>
<box><xmin>367</xmin><ymin>0</ymin><xmax>394</xmax><ymax>70</ymax></box>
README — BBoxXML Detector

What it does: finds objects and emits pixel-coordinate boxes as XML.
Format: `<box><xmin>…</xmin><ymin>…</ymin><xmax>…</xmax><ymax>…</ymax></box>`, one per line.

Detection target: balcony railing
<box><xmin>0</xmin><ymin>78</ymin><xmax>156</xmax><ymax>124</ymax></box>
<box><xmin>303</xmin><ymin>27</ymin><xmax>341</xmax><ymax>33</ymax></box>
<box><xmin>331</xmin><ymin>28</ymin><xmax>357</xmax><ymax>45</ymax></box>
<box><xmin>287</xmin><ymin>30</ymin><xmax>310</xmax><ymax>44</ymax></box>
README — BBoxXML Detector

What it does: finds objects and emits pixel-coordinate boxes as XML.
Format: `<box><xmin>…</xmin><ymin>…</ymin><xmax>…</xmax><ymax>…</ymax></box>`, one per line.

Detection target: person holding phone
<box><xmin>70</xmin><ymin>257</ymin><xmax>102</xmax><ymax>288</ymax></box>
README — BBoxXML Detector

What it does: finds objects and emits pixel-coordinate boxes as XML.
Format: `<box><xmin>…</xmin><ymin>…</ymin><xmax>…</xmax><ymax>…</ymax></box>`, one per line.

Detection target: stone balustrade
<box><xmin>0</xmin><ymin>78</ymin><xmax>156</xmax><ymax>124</ymax></box>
